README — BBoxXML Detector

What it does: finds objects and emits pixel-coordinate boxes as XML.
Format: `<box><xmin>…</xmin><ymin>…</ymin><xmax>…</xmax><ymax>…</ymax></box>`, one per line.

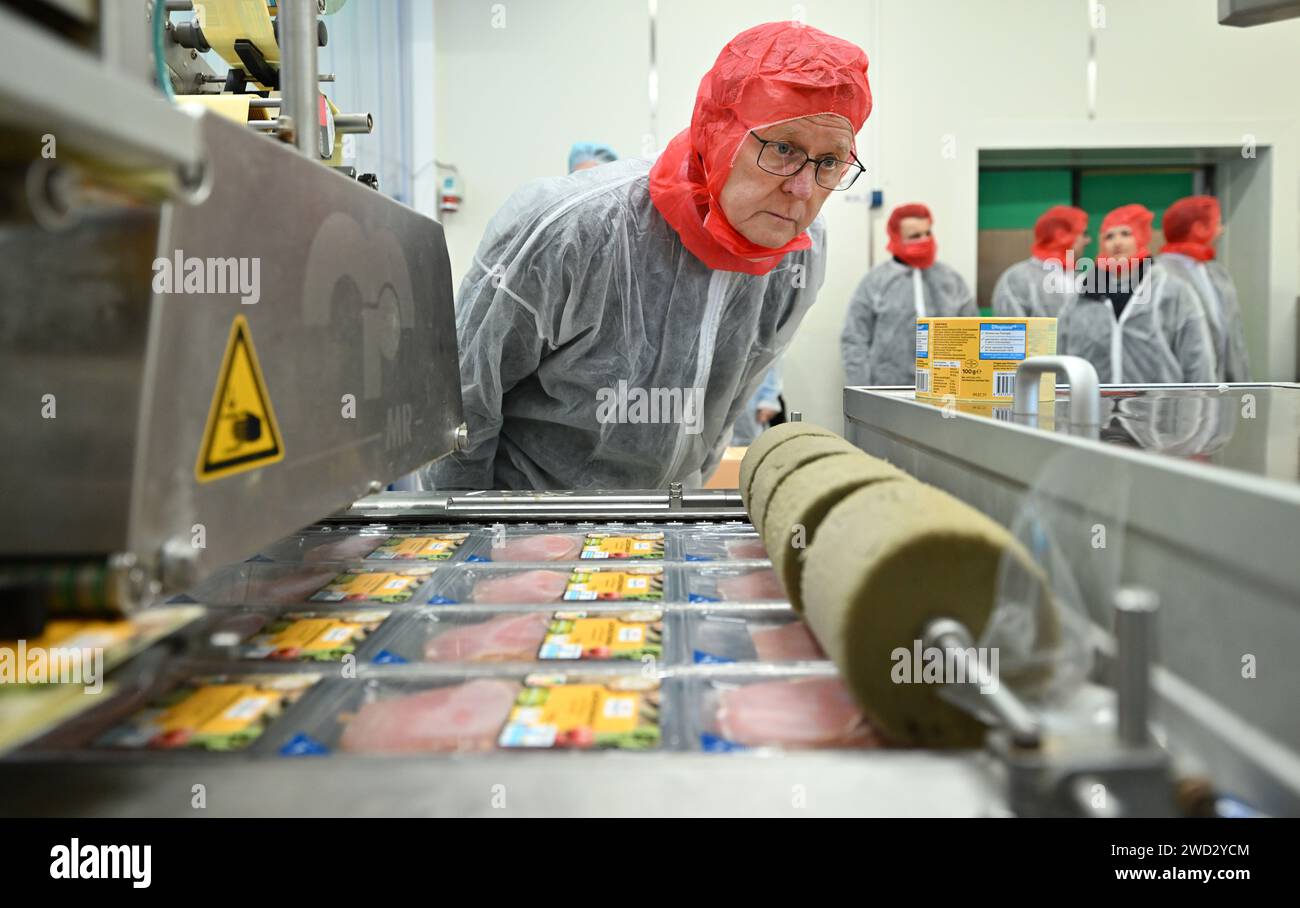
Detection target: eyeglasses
<box><xmin>750</xmin><ymin>131</ymin><xmax>865</xmax><ymax>191</ymax></box>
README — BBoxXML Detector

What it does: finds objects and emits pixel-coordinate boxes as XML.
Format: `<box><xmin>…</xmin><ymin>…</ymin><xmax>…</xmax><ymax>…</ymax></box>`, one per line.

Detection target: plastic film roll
<box><xmin>800</xmin><ymin>481</ymin><xmax>1055</xmax><ymax>748</ymax></box>
<box><xmin>762</xmin><ymin>452</ymin><xmax>909</xmax><ymax>612</ymax></box>
<box><xmin>194</xmin><ymin>0</ymin><xmax>280</xmax><ymax>68</ymax></box>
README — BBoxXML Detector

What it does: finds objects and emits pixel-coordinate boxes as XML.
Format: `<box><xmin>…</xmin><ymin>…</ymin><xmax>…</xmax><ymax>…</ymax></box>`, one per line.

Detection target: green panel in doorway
<box><xmin>1078</xmin><ymin>170</ymin><xmax>1197</xmax><ymax>261</ymax></box>
<box><xmin>978</xmin><ymin>169</ymin><xmax>1072</xmax><ymax>230</ymax></box>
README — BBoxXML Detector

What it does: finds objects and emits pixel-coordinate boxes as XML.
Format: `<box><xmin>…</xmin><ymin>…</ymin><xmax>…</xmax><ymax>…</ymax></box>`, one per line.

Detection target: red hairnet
<box><xmin>1163</xmin><ymin>196</ymin><xmax>1221</xmax><ymax>244</ymax></box>
<box><xmin>649</xmin><ymin>22</ymin><xmax>872</xmax><ymax>275</ymax></box>
<box><xmin>886</xmin><ymin>203</ymin><xmax>933</xmax><ymax>245</ymax></box>
<box><xmin>1031</xmin><ymin>205</ymin><xmax>1088</xmax><ymax>263</ymax></box>
<box><xmin>1100</xmin><ymin>204</ymin><xmax>1154</xmax><ymax>260</ymax></box>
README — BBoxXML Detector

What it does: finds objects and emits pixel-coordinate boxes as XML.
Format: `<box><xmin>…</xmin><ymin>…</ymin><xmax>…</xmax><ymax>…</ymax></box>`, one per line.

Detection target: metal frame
<box><xmin>843</xmin><ymin>383</ymin><xmax>1300</xmax><ymax>813</ymax></box>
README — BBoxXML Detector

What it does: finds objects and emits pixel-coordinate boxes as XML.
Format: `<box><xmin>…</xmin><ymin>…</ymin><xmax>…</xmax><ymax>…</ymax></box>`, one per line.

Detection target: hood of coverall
<box><xmin>648</xmin><ymin>21</ymin><xmax>872</xmax><ymax>275</ymax></box>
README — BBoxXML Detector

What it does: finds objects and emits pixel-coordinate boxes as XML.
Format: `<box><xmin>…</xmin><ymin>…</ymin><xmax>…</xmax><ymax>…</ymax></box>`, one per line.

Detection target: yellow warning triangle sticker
<box><xmin>196</xmin><ymin>314</ymin><xmax>284</xmax><ymax>482</ymax></box>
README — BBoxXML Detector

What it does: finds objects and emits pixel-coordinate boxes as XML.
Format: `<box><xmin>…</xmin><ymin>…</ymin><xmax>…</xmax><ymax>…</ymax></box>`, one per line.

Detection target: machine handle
<box><xmin>1012</xmin><ymin>355</ymin><xmax>1101</xmax><ymax>434</ymax></box>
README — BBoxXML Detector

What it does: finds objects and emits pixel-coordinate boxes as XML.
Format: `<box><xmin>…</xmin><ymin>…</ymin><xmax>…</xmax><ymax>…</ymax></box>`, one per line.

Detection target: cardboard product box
<box><xmin>914</xmin><ymin>316</ymin><xmax>1057</xmax><ymax>402</ymax></box>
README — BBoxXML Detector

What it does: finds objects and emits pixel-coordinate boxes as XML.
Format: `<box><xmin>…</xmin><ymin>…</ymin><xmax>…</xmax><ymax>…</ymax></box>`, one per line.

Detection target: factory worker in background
<box><xmin>1157</xmin><ymin>195</ymin><xmax>1249</xmax><ymax>382</ymax></box>
<box><xmin>430</xmin><ymin>22</ymin><xmax>872</xmax><ymax>490</ymax></box>
<box><xmin>841</xmin><ymin>203</ymin><xmax>975</xmax><ymax>386</ymax></box>
<box><xmin>729</xmin><ymin>365</ymin><xmax>785</xmax><ymax>446</ymax></box>
<box><xmin>991</xmin><ymin>205</ymin><xmax>1090</xmax><ymax>318</ymax></box>
<box><xmin>1058</xmin><ymin>204</ymin><xmax>1215</xmax><ymax>384</ymax></box>
<box><xmin>568</xmin><ymin>142</ymin><xmax>618</xmax><ymax>173</ymax></box>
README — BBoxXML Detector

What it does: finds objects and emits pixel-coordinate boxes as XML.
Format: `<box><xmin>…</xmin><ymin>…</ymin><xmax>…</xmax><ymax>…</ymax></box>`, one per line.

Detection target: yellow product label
<box><xmin>309</xmin><ymin>569</ymin><xmax>432</xmax><ymax>603</ymax></box>
<box><xmin>158</xmin><ymin>684</ymin><xmax>277</xmax><ymax>735</ymax></box>
<box><xmin>540</xmin><ymin>610</ymin><xmax>664</xmax><ymax>660</ymax></box>
<box><xmin>563</xmin><ymin>568</ymin><xmax>663</xmax><ymax>602</ymax></box>
<box><xmin>372</xmin><ymin>534</ymin><xmax>468</xmax><ymax>561</ymax></box>
<box><xmin>497</xmin><ymin>676</ymin><xmax>661</xmax><ymax>750</ymax></box>
<box><xmin>195</xmin><ymin>315</ymin><xmax>284</xmax><ymax>482</ymax></box>
<box><xmin>914</xmin><ymin>317</ymin><xmax>1057</xmax><ymax>402</ymax></box>
<box><xmin>580</xmin><ymin>533</ymin><xmax>665</xmax><ymax>560</ymax></box>
<box><xmin>95</xmin><ymin>674</ymin><xmax>318</xmax><ymax>751</ymax></box>
<box><xmin>2</xmin><ymin>620</ymin><xmax>138</xmax><ymax>682</ymax></box>
<box><xmin>11</xmin><ymin>619</ymin><xmax>135</xmax><ymax>654</ymax></box>
<box><xmin>269</xmin><ymin>618</ymin><xmax>362</xmax><ymax>651</ymax></box>
<box><xmin>0</xmin><ymin>607</ymin><xmax>205</xmax><ymax>688</ymax></box>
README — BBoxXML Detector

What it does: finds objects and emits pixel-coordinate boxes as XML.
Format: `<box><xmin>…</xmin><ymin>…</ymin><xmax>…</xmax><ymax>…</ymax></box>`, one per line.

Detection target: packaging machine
<box><xmin>2</xmin><ymin>0</ymin><xmax>1298</xmax><ymax>819</ymax></box>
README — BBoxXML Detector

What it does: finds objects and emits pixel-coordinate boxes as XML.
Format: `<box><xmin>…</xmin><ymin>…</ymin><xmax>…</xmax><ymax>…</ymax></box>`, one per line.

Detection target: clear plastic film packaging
<box><xmin>685</xmin><ymin>608</ymin><xmax>826</xmax><ymax>665</ymax></box>
<box><xmin>179</xmin><ymin>563</ymin><xmax>440</xmax><ymax>607</ymax></box>
<box><xmin>679</xmin><ymin>529</ymin><xmax>770</xmax><ymax>562</ymax></box>
<box><xmin>424</xmin><ymin>564</ymin><xmax>678</xmax><ymax>605</ymax></box>
<box><xmin>368</xmin><ymin>607</ymin><xmax>674</xmax><ymax>666</ymax></box>
<box><xmin>197</xmin><ymin>605</ymin><xmax>400</xmax><ymax>663</ymax></box>
<box><xmin>978</xmin><ymin>450</ymin><xmax>1127</xmax><ymax>707</ymax></box>
<box><xmin>466</xmin><ymin>525</ymin><xmax>673</xmax><ymax>562</ymax></box>
<box><xmin>254</xmin><ymin>526</ymin><xmax>480</xmax><ymax>564</ymax></box>
<box><xmin>685</xmin><ymin>669</ymin><xmax>886</xmax><ymax>752</ymax></box>
<box><xmin>30</xmin><ymin>670</ymin><xmax>322</xmax><ymax>756</ymax></box>
<box><xmin>276</xmin><ymin>671</ymin><xmax>680</xmax><ymax>756</ymax></box>
<box><xmin>685</xmin><ymin>565</ymin><xmax>787</xmax><ymax>603</ymax></box>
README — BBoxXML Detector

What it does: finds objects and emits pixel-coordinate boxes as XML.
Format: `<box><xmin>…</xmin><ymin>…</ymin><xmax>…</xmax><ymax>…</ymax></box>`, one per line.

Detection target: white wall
<box><xmin>431</xmin><ymin>0</ymin><xmax>1300</xmax><ymax>432</ymax></box>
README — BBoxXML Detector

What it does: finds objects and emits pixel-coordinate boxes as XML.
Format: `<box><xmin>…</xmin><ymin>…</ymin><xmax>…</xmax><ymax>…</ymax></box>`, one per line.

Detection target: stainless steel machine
<box><xmin>0</xmin><ymin>0</ymin><xmax>462</xmax><ymax>616</ymax></box>
<box><xmin>2</xmin><ymin>0</ymin><xmax>1297</xmax><ymax>819</ymax></box>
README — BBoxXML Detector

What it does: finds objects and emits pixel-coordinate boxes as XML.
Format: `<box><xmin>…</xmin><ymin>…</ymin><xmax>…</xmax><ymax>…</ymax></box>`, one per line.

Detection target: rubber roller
<box><xmin>761</xmin><ymin>452</ymin><xmax>909</xmax><ymax>611</ymax></box>
<box><xmin>800</xmin><ymin>481</ymin><xmax>1057</xmax><ymax>748</ymax></box>
<box><xmin>746</xmin><ymin>434</ymin><xmax>861</xmax><ymax>536</ymax></box>
<box><xmin>738</xmin><ymin>423</ymin><xmax>840</xmax><ymax>510</ymax></box>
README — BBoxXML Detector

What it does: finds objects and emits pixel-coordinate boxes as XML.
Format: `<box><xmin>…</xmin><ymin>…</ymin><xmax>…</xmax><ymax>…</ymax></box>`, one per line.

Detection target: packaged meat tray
<box><xmin>684</xmin><ymin>566</ymin><xmax>788</xmax><ymax>603</ymax></box>
<box><xmin>255</xmin><ymin>528</ymin><xmax>478</xmax><ymax>564</ymax></box>
<box><xmin>368</xmin><ymin>607</ymin><xmax>672</xmax><ymax>665</ymax></box>
<box><xmin>180</xmin><ymin>563</ymin><xmax>439</xmax><ymax>607</ymax></box>
<box><xmin>200</xmin><ymin>606</ymin><xmax>398</xmax><ymax>662</ymax></box>
<box><xmin>686</xmin><ymin>610</ymin><xmax>826</xmax><ymax>664</ymax></box>
<box><xmin>278</xmin><ymin>672</ymin><xmax>674</xmax><ymax>755</ymax></box>
<box><xmin>46</xmin><ymin>672</ymin><xmax>323</xmax><ymax>754</ymax></box>
<box><xmin>686</xmin><ymin>672</ymin><xmax>885</xmax><ymax>752</ymax></box>
<box><xmin>679</xmin><ymin>530</ymin><xmax>770</xmax><ymax>562</ymax></box>
<box><xmin>425</xmin><ymin>564</ymin><xmax>677</xmax><ymax>605</ymax></box>
<box><xmin>466</xmin><ymin>526</ymin><xmax>673</xmax><ymax>562</ymax></box>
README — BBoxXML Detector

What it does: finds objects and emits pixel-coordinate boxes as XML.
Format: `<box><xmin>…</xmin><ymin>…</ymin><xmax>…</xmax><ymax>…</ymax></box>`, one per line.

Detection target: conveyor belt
<box><xmin>4</xmin><ymin>498</ymin><xmax>1005</xmax><ymax>817</ymax></box>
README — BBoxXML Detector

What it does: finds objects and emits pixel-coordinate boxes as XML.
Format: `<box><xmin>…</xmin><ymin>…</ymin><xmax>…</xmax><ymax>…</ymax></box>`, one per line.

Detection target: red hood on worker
<box><xmin>649</xmin><ymin>22</ymin><xmax>872</xmax><ymax>276</ymax></box>
<box><xmin>1097</xmin><ymin>204</ymin><xmax>1154</xmax><ymax>275</ymax></box>
<box><xmin>886</xmin><ymin>203</ymin><xmax>937</xmax><ymax>270</ymax></box>
<box><xmin>1031</xmin><ymin>205</ymin><xmax>1088</xmax><ymax>267</ymax></box>
<box><xmin>1161</xmin><ymin>195</ymin><xmax>1220</xmax><ymax>262</ymax></box>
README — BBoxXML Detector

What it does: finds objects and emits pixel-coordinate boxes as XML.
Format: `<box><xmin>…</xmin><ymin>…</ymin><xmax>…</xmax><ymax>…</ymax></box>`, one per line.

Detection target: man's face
<box><xmin>718</xmin><ymin>114</ymin><xmax>854</xmax><ymax>248</ymax></box>
<box><xmin>897</xmin><ymin>217</ymin><xmax>932</xmax><ymax>243</ymax></box>
<box><xmin>1103</xmin><ymin>225</ymin><xmax>1137</xmax><ymax>258</ymax></box>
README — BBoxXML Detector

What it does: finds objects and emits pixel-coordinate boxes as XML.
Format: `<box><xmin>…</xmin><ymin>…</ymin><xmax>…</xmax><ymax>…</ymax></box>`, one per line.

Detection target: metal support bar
<box><xmin>923</xmin><ymin>617</ymin><xmax>1041</xmax><ymax>748</ymax></box>
<box><xmin>1114</xmin><ymin>586</ymin><xmax>1159</xmax><ymax>747</ymax></box>
<box><xmin>277</xmin><ymin>0</ymin><xmax>319</xmax><ymax>159</ymax></box>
